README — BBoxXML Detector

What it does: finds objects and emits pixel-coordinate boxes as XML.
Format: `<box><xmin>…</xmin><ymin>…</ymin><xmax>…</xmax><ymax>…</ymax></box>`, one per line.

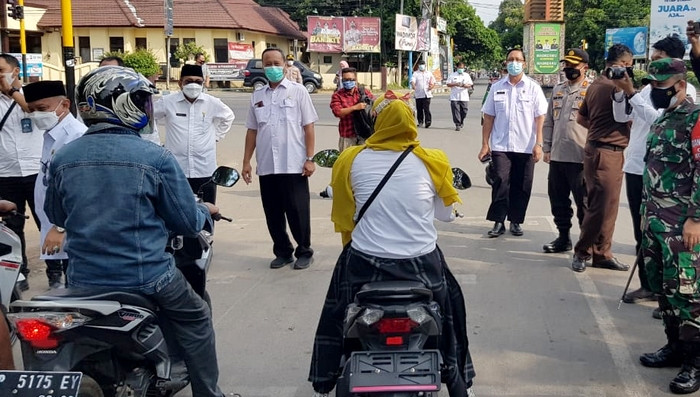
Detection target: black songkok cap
<box><xmin>24</xmin><ymin>80</ymin><xmax>66</xmax><ymax>103</ymax></box>
<box><xmin>181</xmin><ymin>64</ymin><xmax>203</xmax><ymax>78</ymax></box>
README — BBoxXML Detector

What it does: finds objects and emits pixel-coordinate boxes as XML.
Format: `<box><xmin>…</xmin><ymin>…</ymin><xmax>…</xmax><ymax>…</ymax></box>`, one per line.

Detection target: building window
<box><xmin>183</xmin><ymin>38</ymin><xmax>195</xmax><ymax>46</ymax></box>
<box><xmin>168</xmin><ymin>38</ymin><xmax>179</xmax><ymax>57</ymax></box>
<box><xmin>109</xmin><ymin>37</ymin><xmax>124</xmax><ymax>53</ymax></box>
<box><xmin>79</xmin><ymin>36</ymin><xmax>91</xmax><ymax>62</ymax></box>
<box><xmin>323</xmin><ymin>56</ymin><xmax>332</xmax><ymax>64</ymax></box>
<box><xmin>266</xmin><ymin>43</ymin><xmax>277</xmax><ymax>48</ymax></box>
<box><xmin>214</xmin><ymin>38</ymin><xmax>227</xmax><ymax>63</ymax></box>
<box><xmin>135</xmin><ymin>37</ymin><xmax>147</xmax><ymax>49</ymax></box>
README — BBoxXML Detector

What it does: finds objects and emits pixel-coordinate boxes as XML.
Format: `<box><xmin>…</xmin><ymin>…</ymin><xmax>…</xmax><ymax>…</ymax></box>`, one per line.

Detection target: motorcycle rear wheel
<box><xmin>78</xmin><ymin>375</ymin><xmax>104</xmax><ymax>397</ymax></box>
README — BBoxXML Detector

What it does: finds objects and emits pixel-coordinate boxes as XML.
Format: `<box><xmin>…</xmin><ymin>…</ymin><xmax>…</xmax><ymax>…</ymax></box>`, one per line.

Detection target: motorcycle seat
<box><xmin>355</xmin><ymin>281</ymin><xmax>433</xmax><ymax>304</ymax></box>
<box><xmin>32</xmin><ymin>288</ymin><xmax>158</xmax><ymax>312</ymax></box>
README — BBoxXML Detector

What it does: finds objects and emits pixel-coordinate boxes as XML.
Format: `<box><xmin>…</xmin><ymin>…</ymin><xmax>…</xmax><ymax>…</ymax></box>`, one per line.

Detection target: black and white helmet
<box><xmin>76</xmin><ymin>66</ymin><xmax>156</xmax><ymax>132</ymax></box>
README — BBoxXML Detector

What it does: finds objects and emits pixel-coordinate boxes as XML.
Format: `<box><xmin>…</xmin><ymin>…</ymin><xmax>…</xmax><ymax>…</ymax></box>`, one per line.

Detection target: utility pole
<box><xmin>18</xmin><ymin>0</ymin><xmax>25</xmax><ymax>82</ymax></box>
<box><xmin>60</xmin><ymin>0</ymin><xmax>76</xmax><ymax>115</ymax></box>
<box><xmin>398</xmin><ymin>0</ymin><xmax>403</xmax><ymax>86</ymax></box>
<box><xmin>1</xmin><ymin>0</ymin><xmax>8</xmax><ymax>52</ymax></box>
<box><xmin>164</xmin><ymin>0</ymin><xmax>173</xmax><ymax>90</ymax></box>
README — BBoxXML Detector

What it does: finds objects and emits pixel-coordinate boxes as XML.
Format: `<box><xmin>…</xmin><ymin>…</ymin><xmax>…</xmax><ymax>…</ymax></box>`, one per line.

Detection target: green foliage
<box><xmin>174</xmin><ymin>42</ymin><xmax>209</xmax><ymax>63</ymax></box>
<box><xmin>443</xmin><ymin>1</ymin><xmax>502</xmax><ymax>67</ymax></box>
<box><xmin>564</xmin><ymin>0</ymin><xmax>650</xmax><ymax>70</ymax></box>
<box><xmin>688</xmin><ymin>71</ymin><xmax>699</xmax><ymax>89</ymax></box>
<box><xmin>102</xmin><ymin>49</ymin><xmax>160</xmax><ymax>78</ymax></box>
<box><xmin>488</xmin><ymin>0</ymin><xmax>524</xmax><ymax>52</ymax></box>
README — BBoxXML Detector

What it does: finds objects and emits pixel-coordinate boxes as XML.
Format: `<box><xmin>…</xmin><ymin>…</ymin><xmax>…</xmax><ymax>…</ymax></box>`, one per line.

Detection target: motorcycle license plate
<box><xmin>0</xmin><ymin>370</ymin><xmax>82</xmax><ymax>397</ymax></box>
<box><xmin>346</xmin><ymin>350</ymin><xmax>441</xmax><ymax>393</ymax></box>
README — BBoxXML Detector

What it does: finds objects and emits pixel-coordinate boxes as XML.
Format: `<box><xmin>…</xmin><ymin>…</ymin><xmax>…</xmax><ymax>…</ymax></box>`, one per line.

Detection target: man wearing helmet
<box><xmin>43</xmin><ymin>66</ymin><xmax>225</xmax><ymax>397</ymax></box>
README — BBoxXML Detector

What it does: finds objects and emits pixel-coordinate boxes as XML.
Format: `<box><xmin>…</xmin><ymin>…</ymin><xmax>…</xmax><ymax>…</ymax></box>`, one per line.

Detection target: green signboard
<box><xmin>534</xmin><ymin>23</ymin><xmax>560</xmax><ymax>74</ymax></box>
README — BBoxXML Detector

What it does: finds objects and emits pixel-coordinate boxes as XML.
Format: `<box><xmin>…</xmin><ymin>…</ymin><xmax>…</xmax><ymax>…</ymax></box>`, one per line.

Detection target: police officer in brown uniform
<box><xmin>542</xmin><ymin>48</ymin><xmax>591</xmax><ymax>253</ymax></box>
<box><xmin>571</xmin><ymin>44</ymin><xmax>633</xmax><ymax>272</ymax></box>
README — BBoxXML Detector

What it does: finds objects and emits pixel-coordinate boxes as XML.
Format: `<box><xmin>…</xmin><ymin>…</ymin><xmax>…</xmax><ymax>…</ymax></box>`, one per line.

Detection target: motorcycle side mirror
<box><xmin>452</xmin><ymin>167</ymin><xmax>472</xmax><ymax>190</ymax></box>
<box><xmin>211</xmin><ymin>166</ymin><xmax>240</xmax><ymax>187</ymax></box>
<box><xmin>312</xmin><ymin>149</ymin><xmax>340</xmax><ymax>168</ymax></box>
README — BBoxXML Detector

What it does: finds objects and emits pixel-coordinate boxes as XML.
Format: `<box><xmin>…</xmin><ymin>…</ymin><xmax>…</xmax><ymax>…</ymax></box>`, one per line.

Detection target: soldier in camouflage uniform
<box><xmin>640</xmin><ymin>58</ymin><xmax>700</xmax><ymax>394</ymax></box>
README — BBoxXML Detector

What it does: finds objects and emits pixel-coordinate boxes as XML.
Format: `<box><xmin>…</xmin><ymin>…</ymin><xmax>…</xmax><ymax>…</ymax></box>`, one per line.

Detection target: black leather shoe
<box><xmin>424</xmin><ymin>123</ymin><xmax>431</xmax><ymax>128</ymax></box>
<box><xmin>510</xmin><ymin>223</ymin><xmax>523</xmax><ymax>236</ymax></box>
<box><xmin>623</xmin><ymin>287</ymin><xmax>657</xmax><ymax>304</ymax></box>
<box><xmin>592</xmin><ymin>257</ymin><xmax>630</xmax><ymax>271</ymax></box>
<box><xmin>670</xmin><ymin>365</ymin><xmax>700</xmax><ymax>394</ymax></box>
<box><xmin>653</xmin><ymin>307</ymin><xmax>663</xmax><ymax>320</ymax></box>
<box><xmin>270</xmin><ymin>256</ymin><xmax>294</xmax><ymax>269</ymax></box>
<box><xmin>543</xmin><ymin>237</ymin><xmax>572</xmax><ymax>253</ymax></box>
<box><xmin>571</xmin><ymin>255</ymin><xmax>587</xmax><ymax>272</ymax></box>
<box><xmin>293</xmin><ymin>256</ymin><xmax>314</xmax><ymax>270</ymax></box>
<box><xmin>640</xmin><ymin>344</ymin><xmax>683</xmax><ymax>368</ymax></box>
<box><xmin>487</xmin><ymin>222</ymin><xmax>505</xmax><ymax>238</ymax></box>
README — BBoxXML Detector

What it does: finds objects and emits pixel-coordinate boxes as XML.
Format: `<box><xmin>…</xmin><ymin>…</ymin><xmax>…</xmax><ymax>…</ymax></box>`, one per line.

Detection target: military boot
<box><xmin>641</xmin><ymin>327</ymin><xmax>683</xmax><ymax>368</ymax></box>
<box><xmin>670</xmin><ymin>342</ymin><xmax>700</xmax><ymax>394</ymax></box>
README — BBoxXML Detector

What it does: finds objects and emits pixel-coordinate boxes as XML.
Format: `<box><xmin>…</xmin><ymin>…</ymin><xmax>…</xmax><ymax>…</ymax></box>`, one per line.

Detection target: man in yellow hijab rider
<box><xmin>308</xmin><ymin>91</ymin><xmax>476</xmax><ymax>397</ymax></box>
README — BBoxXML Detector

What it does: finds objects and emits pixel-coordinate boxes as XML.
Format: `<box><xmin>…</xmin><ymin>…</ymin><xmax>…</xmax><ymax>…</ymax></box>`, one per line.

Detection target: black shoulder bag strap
<box><xmin>0</xmin><ymin>101</ymin><xmax>17</xmax><ymax>132</ymax></box>
<box><xmin>355</xmin><ymin>145</ymin><xmax>415</xmax><ymax>224</ymax></box>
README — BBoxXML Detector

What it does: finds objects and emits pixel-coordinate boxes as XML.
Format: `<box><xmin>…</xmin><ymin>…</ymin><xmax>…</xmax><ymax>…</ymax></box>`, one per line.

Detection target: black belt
<box><xmin>588</xmin><ymin>141</ymin><xmax>624</xmax><ymax>152</ymax></box>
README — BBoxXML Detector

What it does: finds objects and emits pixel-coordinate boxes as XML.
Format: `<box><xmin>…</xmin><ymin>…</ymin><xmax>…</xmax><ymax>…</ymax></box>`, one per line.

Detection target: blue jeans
<box><xmin>152</xmin><ymin>270</ymin><xmax>223</xmax><ymax>397</ymax></box>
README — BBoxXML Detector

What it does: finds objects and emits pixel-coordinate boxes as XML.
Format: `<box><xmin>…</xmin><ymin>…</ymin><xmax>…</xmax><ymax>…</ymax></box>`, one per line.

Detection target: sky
<box><xmin>470</xmin><ymin>0</ymin><xmax>504</xmax><ymax>26</ymax></box>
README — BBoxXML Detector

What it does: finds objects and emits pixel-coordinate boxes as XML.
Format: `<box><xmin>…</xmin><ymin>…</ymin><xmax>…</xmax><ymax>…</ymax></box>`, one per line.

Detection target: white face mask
<box><xmin>182</xmin><ymin>83</ymin><xmax>203</xmax><ymax>99</ymax></box>
<box><xmin>287</xmin><ymin>60</ymin><xmax>294</xmax><ymax>66</ymax></box>
<box><xmin>30</xmin><ymin>102</ymin><xmax>64</xmax><ymax>131</ymax></box>
<box><xmin>3</xmin><ymin>72</ymin><xmax>14</xmax><ymax>86</ymax></box>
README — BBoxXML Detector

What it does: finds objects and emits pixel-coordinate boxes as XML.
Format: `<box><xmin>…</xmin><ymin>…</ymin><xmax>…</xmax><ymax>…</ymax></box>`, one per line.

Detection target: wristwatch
<box><xmin>305</xmin><ymin>156</ymin><xmax>314</xmax><ymax>162</ymax></box>
<box><xmin>535</xmin><ymin>142</ymin><xmax>544</xmax><ymax>148</ymax></box>
<box><xmin>54</xmin><ymin>226</ymin><xmax>65</xmax><ymax>233</ymax></box>
<box><xmin>7</xmin><ymin>87</ymin><xmax>19</xmax><ymax>97</ymax></box>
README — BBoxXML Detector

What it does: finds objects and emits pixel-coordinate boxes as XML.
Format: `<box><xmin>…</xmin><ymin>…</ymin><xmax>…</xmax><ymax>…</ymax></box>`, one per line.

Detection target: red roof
<box><xmin>32</xmin><ymin>0</ymin><xmax>305</xmax><ymax>39</ymax></box>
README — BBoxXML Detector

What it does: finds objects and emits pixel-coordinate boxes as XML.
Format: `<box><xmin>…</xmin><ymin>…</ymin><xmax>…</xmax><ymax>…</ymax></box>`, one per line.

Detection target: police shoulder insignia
<box><xmin>582</xmin><ymin>80</ymin><xmax>589</xmax><ymax>87</ymax></box>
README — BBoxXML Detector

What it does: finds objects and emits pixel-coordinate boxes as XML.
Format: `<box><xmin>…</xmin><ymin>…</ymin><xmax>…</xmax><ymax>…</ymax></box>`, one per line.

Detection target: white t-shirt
<box><xmin>350</xmin><ymin>149</ymin><xmax>455</xmax><ymax>259</ymax></box>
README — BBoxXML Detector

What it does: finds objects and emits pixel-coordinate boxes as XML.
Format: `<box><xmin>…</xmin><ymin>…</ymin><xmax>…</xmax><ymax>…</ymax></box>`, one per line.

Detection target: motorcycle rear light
<box><xmin>407</xmin><ymin>306</ymin><xmax>431</xmax><ymax>324</ymax></box>
<box><xmin>385</xmin><ymin>336</ymin><xmax>404</xmax><ymax>345</ymax></box>
<box><xmin>376</xmin><ymin>318</ymin><xmax>418</xmax><ymax>334</ymax></box>
<box><xmin>14</xmin><ymin>319</ymin><xmax>58</xmax><ymax>349</ymax></box>
<box><xmin>357</xmin><ymin>308</ymin><xmax>384</xmax><ymax>326</ymax></box>
<box><xmin>9</xmin><ymin>312</ymin><xmax>90</xmax><ymax>330</ymax></box>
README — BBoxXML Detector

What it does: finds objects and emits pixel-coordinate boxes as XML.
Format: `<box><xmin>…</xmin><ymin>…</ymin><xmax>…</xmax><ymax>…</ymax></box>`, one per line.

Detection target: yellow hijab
<box><xmin>330</xmin><ymin>91</ymin><xmax>462</xmax><ymax>245</ymax></box>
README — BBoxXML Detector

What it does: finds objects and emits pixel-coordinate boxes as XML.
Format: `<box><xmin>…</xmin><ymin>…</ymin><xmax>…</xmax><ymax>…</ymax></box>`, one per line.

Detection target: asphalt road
<box><xmin>17</xmin><ymin>81</ymin><xmax>681</xmax><ymax>397</ymax></box>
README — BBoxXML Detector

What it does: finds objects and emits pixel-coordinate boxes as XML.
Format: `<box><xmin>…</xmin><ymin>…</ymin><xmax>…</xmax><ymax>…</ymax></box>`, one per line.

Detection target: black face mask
<box><xmin>650</xmin><ymin>83</ymin><xmax>678</xmax><ymax>109</ymax></box>
<box><xmin>563</xmin><ymin>67</ymin><xmax>581</xmax><ymax>81</ymax></box>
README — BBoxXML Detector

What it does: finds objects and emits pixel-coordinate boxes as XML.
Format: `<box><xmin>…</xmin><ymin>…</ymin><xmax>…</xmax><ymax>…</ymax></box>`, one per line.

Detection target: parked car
<box><xmin>243</xmin><ymin>59</ymin><xmax>323</xmax><ymax>93</ymax></box>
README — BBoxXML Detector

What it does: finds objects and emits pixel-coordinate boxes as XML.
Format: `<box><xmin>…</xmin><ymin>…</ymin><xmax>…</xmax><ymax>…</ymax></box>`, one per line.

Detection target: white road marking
<box><xmin>544</xmin><ymin>216</ymin><xmax>648</xmax><ymax>397</ymax></box>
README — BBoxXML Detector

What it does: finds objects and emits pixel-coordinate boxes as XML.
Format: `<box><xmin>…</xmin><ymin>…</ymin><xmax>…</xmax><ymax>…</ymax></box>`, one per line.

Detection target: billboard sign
<box><xmin>343</xmin><ymin>17</ymin><xmax>381</xmax><ymax>53</ymax></box>
<box><xmin>308</xmin><ymin>16</ymin><xmax>344</xmax><ymax>53</ymax></box>
<box><xmin>10</xmin><ymin>53</ymin><xmax>42</xmax><ymax>77</ymax></box>
<box><xmin>395</xmin><ymin>14</ymin><xmax>418</xmax><ymax>51</ymax></box>
<box><xmin>228</xmin><ymin>43</ymin><xmax>254</xmax><ymax>60</ymax></box>
<box><xmin>604</xmin><ymin>27</ymin><xmax>648</xmax><ymax>59</ymax></box>
<box><xmin>533</xmin><ymin>23</ymin><xmax>561</xmax><ymax>74</ymax></box>
<box><xmin>650</xmin><ymin>0</ymin><xmax>699</xmax><ymax>58</ymax></box>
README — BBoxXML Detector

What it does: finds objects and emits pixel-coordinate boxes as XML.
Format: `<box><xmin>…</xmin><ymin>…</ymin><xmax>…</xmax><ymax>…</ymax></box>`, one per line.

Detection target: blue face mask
<box><xmin>419</xmin><ymin>65</ymin><xmax>426</xmax><ymax>71</ymax></box>
<box><xmin>264</xmin><ymin>66</ymin><xmax>284</xmax><ymax>83</ymax></box>
<box><xmin>342</xmin><ymin>80</ymin><xmax>356</xmax><ymax>90</ymax></box>
<box><xmin>457</xmin><ymin>68</ymin><xmax>464</xmax><ymax>74</ymax></box>
<box><xmin>507</xmin><ymin>61</ymin><xmax>523</xmax><ymax>76</ymax></box>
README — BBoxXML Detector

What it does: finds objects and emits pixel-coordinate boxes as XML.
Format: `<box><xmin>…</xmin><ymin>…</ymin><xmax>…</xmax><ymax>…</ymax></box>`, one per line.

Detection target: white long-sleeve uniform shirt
<box><xmin>154</xmin><ymin>92</ymin><xmax>235</xmax><ymax>178</ymax></box>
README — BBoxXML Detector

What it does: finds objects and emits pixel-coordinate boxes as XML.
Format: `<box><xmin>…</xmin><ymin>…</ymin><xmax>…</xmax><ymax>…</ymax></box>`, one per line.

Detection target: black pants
<box><xmin>45</xmin><ymin>259</ymin><xmax>68</xmax><ymax>279</ymax></box>
<box><xmin>626</xmin><ymin>172</ymin><xmax>650</xmax><ymax>290</ymax></box>
<box><xmin>547</xmin><ymin>161</ymin><xmax>587</xmax><ymax>234</ymax></box>
<box><xmin>487</xmin><ymin>151</ymin><xmax>534</xmax><ymax>224</ymax></box>
<box><xmin>188</xmin><ymin>177</ymin><xmax>217</xmax><ymax>204</ymax></box>
<box><xmin>416</xmin><ymin>97</ymin><xmax>432</xmax><ymax>126</ymax></box>
<box><xmin>450</xmin><ymin>101</ymin><xmax>468</xmax><ymax>127</ymax></box>
<box><xmin>259</xmin><ymin>174</ymin><xmax>313</xmax><ymax>259</ymax></box>
<box><xmin>0</xmin><ymin>174</ymin><xmax>40</xmax><ymax>274</ymax></box>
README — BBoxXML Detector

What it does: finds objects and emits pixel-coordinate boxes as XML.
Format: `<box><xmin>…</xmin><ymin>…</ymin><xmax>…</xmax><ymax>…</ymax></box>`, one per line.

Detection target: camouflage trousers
<box><xmin>643</xmin><ymin>228</ymin><xmax>700</xmax><ymax>342</ymax></box>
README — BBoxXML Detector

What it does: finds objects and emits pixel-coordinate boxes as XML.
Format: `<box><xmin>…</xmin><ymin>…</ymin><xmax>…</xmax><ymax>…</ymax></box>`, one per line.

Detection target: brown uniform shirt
<box><xmin>578</xmin><ymin>76</ymin><xmax>630</xmax><ymax>148</ymax></box>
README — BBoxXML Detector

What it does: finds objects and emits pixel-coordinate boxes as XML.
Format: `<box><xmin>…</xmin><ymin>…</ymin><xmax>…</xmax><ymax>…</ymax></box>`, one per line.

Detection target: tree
<box><xmin>442</xmin><ymin>2</ymin><xmax>502</xmax><ymax>68</ymax></box>
<box><xmin>174</xmin><ymin>42</ymin><xmax>209</xmax><ymax>63</ymax></box>
<box><xmin>488</xmin><ymin>0</ymin><xmax>524</xmax><ymax>52</ymax></box>
<box><xmin>102</xmin><ymin>49</ymin><xmax>160</xmax><ymax>78</ymax></box>
<box><xmin>564</xmin><ymin>0</ymin><xmax>650</xmax><ymax>70</ymax></box>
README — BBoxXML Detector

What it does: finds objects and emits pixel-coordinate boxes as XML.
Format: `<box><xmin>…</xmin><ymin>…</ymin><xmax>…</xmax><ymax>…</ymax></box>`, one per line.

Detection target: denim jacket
<box><xmin>45</xmin><ymin>125</ymin><xmax>211</xmax><ymax>294</ymax></box>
